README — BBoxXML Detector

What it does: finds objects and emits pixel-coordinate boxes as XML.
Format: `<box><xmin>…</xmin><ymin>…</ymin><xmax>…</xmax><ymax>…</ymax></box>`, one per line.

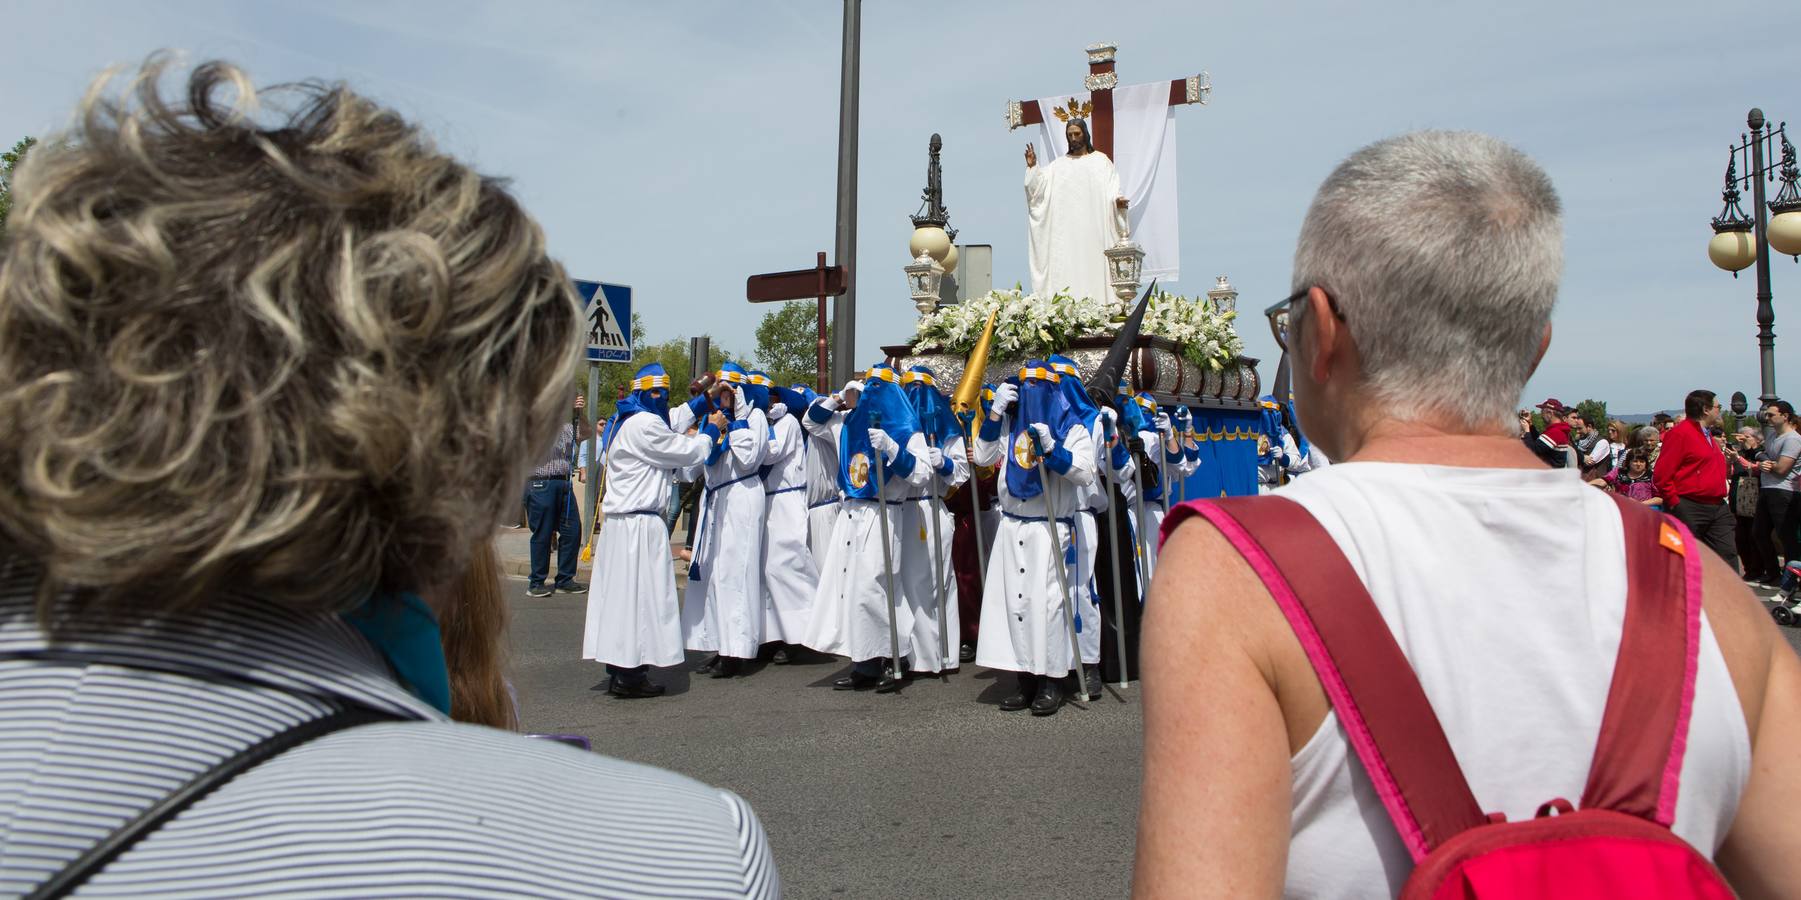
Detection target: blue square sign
<box><xmin>574</xmin><ymin>280</ymin><xmax>632</xmax><ymax>363</ymax></box>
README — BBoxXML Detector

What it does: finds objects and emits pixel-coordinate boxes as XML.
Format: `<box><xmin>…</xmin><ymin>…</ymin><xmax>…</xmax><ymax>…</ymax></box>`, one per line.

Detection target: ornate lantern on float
<box><xmin>906</xmin><ymin>251</ymin><xmax>945</xmax><ymax>316</ymax></box>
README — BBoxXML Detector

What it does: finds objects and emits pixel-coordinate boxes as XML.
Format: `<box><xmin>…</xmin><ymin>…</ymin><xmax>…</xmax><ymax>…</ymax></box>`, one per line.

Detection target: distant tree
<box><xmin>0</xmin><ymin>136</ymin><xmax>39</xmax><ymax>238</ymax></box>
<box><xmin>754</xmin><ymin>301</ymin><xmax>831</xmax><ymax>388</ymax></box>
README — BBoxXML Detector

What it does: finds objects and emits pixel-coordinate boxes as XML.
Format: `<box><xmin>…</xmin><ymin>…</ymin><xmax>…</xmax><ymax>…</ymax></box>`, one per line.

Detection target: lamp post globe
<box><xmin>908</xmin><ymin>225</ymin><xmax>951</xmax><ymax>264</ymax></box>
<box><xmin>1709</xmin><ymin>228</ymin><xmax>1758</xmax><ymax>272</ymax></box>
<box><xmin>1768</xmin><ymin>208</ymin><xmax>1801</xmax><ymax>258</ymax></box>
<box><xmin>940</xmin><ymin>241</ymin><xmax>959</xmax><ymax>274</ymax></box>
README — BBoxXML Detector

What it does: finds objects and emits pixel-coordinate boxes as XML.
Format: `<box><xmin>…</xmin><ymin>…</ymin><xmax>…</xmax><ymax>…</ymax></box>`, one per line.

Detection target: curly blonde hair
<box><xmin>0</xmin><ymin>57</ymin><xmax>582</xmax><ymax>619</ymax></box>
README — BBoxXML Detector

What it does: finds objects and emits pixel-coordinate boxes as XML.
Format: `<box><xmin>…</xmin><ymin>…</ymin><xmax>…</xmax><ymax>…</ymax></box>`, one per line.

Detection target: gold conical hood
<box><xmin>950</xmin><ymin>310</ymin><xmax>997</xmax><ymax>414</ymax></box>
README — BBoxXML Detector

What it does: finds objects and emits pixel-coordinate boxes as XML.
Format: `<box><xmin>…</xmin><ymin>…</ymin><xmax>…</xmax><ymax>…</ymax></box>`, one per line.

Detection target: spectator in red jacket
<box><xmin>1521</xmin><ymin>398</ymin><xmax>1573</xmax><ymax>467</ymax></box>
<box><xmin>1653</xmin><ymin>389</ymin><xmax>1736</xmax><ymax>569</ymax></box>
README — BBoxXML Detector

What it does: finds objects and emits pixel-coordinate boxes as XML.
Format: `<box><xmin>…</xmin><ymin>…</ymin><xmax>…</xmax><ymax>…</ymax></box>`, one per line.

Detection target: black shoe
<box><xmin>607</xmin><ymin>677</ymin><xmax>667</xmax><ymax>699</ymax></box>
<box><xmin>1030</xmin><ymin>678</ymin><xmax>1064</xmax><ymax>716</ymax></box>
<box><xmin>999</xmin><ymin>673</ymin><xmax>1039</xmax><ymax>711</ymax></box>
<box><xmin>772</xmin><ymin>647</ymin><xmax>791</xmax><ymax>665</ymax></box>
<box><xmin>834</xmin><ymin>671</ymin><xmax>881</xmax><ymax>691</ymax></box>
<box><xmin>556</xmin><ymin>580</ymin><xmax>587</xmax><ymax>593</ymax></box>
<box><xmin>875</xmin><ymin>668</ymin><xmax>907</xmax><ymax>694</ymax></box>
<box><xmin>959</xmin><ymin>643</ymin><xmax>976</xmax><ymax>664</ymax></box>
<box><xmin>1084</xmin><ymin>664</ymin><xmax>1103</xmax><ymax>701</ymax></box>
<box><xmin>694</xmin><ymin>654</ymin><xmax>721</xmax><ymax>675</ymax></box>
<box><xmin>709</xmin><ymin>657</ymin><xmax>742</xmax><ymax>679</ymax></box>
<box><xmin>525</xmin><ymin>584</ymin><xmax>552</xmax><ymax>598</ymax></box>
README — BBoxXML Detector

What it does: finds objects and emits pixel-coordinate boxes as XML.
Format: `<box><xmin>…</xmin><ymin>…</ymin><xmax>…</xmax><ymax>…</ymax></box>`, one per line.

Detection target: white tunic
<box><xmin>581</xmin><ymin>413</ymin><xmax>715</xmax><ymax>668</ymax></box>
<box><xmin>673</xmin><ymin>404</ymin><xmax>769</xmax><ymax>660</ymax></box>
<box><xmin>1072</xmin><ymin>420</ymin><xmax>1133</xmax><ymax>665</ymax></box>
<box><xmin>900</xmin><ymin>435</ymin><xmax>969</xmax><ymax>673</ymax></box>
<box><xmin>1025</xmin><ymin>151</ymin><xmax>1124</xmax><ymax>304</ymax></box>
<box><xmin>761</xmin><ymin>414</ymin><xmax>818</xmax><ymax>644</ymax></box>
<box><xmin>971</xmin><ymin>416</ymin><xmax>1097</xmax><ymax>676</ymax></box>
<box><xmin>1273</xmin><ymin>463</ymin><xmax>1750</xmax><ymax>898</ymax></box>
<box><xmin>802</xmin><ymin>408</ymin><xmax>931</xmax><ymax>663</ymax></box>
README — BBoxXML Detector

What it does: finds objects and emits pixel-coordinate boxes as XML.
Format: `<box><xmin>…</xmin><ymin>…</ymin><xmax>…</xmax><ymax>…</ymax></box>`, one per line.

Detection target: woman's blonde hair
<box><xmin>437</xmin><ymin>542</ymin><xmax>518</xmax><ymax>730</ymax></box>
<box><xmin>0</xmin><ymin>57</ymin><xmax>582</xmax><ymax>619</ymax></box>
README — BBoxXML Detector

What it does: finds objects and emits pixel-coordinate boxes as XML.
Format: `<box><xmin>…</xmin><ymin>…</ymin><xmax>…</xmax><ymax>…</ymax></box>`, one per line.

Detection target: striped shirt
<box><xmin>0</xmin><ymin>570</ymin><xmax>779</xmax><ymax>898</ymax></box>
<box><xmin>533</xmin><ymin>424</ymin><xmax>578</xmax><ymax>479</ymax></box>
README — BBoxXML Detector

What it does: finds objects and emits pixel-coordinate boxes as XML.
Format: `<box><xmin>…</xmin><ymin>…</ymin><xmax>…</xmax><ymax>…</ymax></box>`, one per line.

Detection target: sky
<box><xmin>2</xmin><ymin>0</ymin><xmax>1796</xmax><ymax>413</ymax></box>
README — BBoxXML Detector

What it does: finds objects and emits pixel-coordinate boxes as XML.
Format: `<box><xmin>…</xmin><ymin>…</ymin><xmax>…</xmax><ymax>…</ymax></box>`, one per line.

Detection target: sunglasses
<box><xmin>1264</xmin><ymin>288</ymin><xmax>1347</xmax><ymax>352</ymax></box>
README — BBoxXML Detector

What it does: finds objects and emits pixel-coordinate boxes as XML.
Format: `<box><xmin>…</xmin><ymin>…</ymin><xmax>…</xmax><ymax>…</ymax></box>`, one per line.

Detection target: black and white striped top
<box><xmin>0</xmin><ymin>574</ymin><xmax>779</xmax><ymax>898</ymax></box>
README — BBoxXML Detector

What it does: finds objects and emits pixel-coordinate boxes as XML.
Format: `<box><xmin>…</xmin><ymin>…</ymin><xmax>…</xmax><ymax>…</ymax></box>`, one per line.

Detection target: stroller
<box><xmin>1770</xmin><ymin>561</ymin><xmax>1801</xmax><ymax>627</ymax></box>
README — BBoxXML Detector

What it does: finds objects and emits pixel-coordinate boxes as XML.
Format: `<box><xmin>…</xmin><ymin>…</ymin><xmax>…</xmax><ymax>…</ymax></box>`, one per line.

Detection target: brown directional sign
<box><xmin>747</xmin><ymin>264</ymin><xmax>847</xmax><ymax>302</ymax></box>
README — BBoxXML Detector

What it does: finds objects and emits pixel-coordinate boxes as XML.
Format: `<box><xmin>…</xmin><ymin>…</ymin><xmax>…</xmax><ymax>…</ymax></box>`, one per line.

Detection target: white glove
<box><xmin>925</xmin><ymin>446</ymin><xmax>945</xmax><ymax>470</ymax></box>
<box><xmin>990</xmin><ymin>382</ymin><xmax>1018</xmax><ymax>418</ymax></box>
<box><xmin>768</xmin><ymin>402</ymin><xmax>788</xmax><ymax>421</ymax></box>
<box><xmin>1030</xmin><ymin>422</ymin><xmax>1057</xmax><ymax>454</ymax></box>
<box><xmin>1155</xmin><ymin>412</ymin><xmax>1173</xmax><ymax>435</ymax></box>
<box><xmin>819</xmin><ymin>394</ymin><xmax>841</xmax><ymax>411</ymax></box>
<box><xmin>732</xmin><ymin>386</ymin><xmax>751</xmax><ymax>420</ymax></box>
<box><xmin>868</xmin><ymin>428</ymin><xmax>900</xmax><ymax>463</ymax></box>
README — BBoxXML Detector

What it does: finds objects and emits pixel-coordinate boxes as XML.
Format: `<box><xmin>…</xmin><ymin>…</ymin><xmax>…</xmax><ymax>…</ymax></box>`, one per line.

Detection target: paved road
<box><xmin>507</xmin><ymin>579</ymin><xmax>1142</xmax><ymax>900</ymax></box>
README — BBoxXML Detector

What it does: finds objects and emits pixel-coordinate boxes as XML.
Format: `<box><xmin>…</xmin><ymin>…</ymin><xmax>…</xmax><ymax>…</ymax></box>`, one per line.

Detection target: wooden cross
<box><xmin>1006</xmin><ymin>43</ymin><xmax>1210</xmax><ymax>160</ymax></box>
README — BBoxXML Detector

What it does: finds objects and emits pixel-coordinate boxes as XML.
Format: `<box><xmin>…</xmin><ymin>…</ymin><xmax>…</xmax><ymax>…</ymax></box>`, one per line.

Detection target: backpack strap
<box><xmin>26</xmin><ymin>705</ymin><xmax>399</xmax><ymax>900</ymax></box>
<box><xmin>1166</xmin><ymin>496</ymin><xmax>1486</xmax><ymax>863</ymax></box>
<box><xmin>1580</xmin><ymin>496</ymin><xmax>1703</xmax><ymax>826</ymax></box>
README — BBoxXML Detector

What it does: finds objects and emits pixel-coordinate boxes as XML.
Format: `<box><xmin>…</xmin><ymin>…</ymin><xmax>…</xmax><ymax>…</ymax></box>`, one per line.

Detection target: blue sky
<box><xmin>2</xmin><ymin>1</ymin><xmax>1794</xmax><ymax>413</ymax></box>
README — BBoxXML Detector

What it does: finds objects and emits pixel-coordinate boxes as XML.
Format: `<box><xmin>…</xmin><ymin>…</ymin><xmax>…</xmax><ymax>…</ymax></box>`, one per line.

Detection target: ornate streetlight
<box><xmin>1707</xmin><ymin>108</ymin><xmax>1800</xmax><ymax>404</ymax></box>
<box><xmin>907</xmin><ymin>133</ymin><xmax>957</xmax><ymax>313</ymax></box>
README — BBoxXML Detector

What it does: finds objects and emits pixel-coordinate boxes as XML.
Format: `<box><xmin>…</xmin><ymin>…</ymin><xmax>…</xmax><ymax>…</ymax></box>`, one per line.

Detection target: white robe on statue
<box><xmin>972</xmin><ymin>417</ymin><xmax>1097</xmax><ymax>677</ymax></box>
<box><xmin>803</xmin><ymin>407</ymin><xmax>931</xmax><ymax>664</ymax></box>
<box><xmin>761</xmin><ymin>413</ymin><xmax>818</xmax><ymax>643</ymax></box>
<box><xmin>1034</xmin><ymin>82</ymin><xmax>1181</xmax><ymax>281</ymax></box>
<box><xmin>1025</xmin><ymin>151</ymin><xmax>1123</xmax><ymax>305</ymax></box>
<box><xmin>581</xmin><ymin>414</ymin><xmax>715</xmax><ymax>668</ymax></box>
<box><xmin>900</xmin><ymin>435</ymin><xmax>969</xmax><ymax>673</ymax></box>
<box><xmin>673</xmin><ymin>403</ymin><xmax>769</xmax><ymax>660</ymax></box>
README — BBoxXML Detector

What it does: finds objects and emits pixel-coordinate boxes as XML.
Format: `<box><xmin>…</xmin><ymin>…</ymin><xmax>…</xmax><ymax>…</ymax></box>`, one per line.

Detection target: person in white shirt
<box><xmin>582</xmin><ymin>365</ymin><xmax>724</xmax><ymax>697</ymax></box>
<box><xmin>1136</xmin><ymin>130</ymin><xmax>1801</xmax><ymax>895</ymax></box>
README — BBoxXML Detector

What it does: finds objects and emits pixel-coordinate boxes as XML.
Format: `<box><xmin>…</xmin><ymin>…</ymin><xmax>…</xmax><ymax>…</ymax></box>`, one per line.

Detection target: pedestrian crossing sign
<box><xmin>574</xmin><ymin>279</ymin><xmax>632</xmax><ymax>363</ymax></box>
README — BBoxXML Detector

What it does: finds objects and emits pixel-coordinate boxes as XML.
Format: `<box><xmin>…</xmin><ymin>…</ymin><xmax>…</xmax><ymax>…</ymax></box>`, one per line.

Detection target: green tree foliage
<box><xmin>1574</xmin><ymin>399</ymin><xmax>1608</xmax><ymax>432</ymax></box>
<box><xmin>0</xmin><ymin>136</ymin><xmax>39</xmax><ymax>238</ymax></box>
<box><xmin>754</xmin><ymin>301</ymin><xmax>831</xmax><ymax>389</ymax></box>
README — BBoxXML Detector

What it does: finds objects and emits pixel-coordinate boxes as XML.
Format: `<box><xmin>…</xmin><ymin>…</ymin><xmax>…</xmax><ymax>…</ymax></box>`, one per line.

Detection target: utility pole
<box><xmin>830</xmin><ymin>0</ymin><xmax>861</xmax><ymax>387</ymax></box>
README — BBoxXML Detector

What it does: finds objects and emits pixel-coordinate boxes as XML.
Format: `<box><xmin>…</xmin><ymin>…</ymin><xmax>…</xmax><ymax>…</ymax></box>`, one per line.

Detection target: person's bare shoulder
<box><xmin>1695</xmin><ymin>549</ymin><xmax>1775</xmax><ymax>740</ymax></box>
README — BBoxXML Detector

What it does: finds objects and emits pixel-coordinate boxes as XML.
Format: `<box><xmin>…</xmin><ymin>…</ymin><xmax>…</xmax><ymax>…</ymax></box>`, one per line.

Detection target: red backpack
<box><xmin>1163</xmin><ymin>494</ymin><xmax>1734</xmax><ymax>898</ymax></box>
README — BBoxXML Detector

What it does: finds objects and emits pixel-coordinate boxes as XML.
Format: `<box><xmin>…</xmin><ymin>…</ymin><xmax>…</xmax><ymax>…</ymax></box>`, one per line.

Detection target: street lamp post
<box><xmin>1707</xmin><ymin>108</ymin><xmax>1801</xmax><ymax>405</ymax></box>
<box><xmin>907</xmin><ymin>133</ymin><xmax>957</xmax><ymax>313</ymax></box>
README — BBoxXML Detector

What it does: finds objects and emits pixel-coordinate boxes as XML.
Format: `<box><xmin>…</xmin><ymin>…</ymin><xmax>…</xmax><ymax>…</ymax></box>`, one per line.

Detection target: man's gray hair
<box><xmin>1293</xmin><ymin>130</ymin><xmax>1562</xmax><ymax>429</ymax></box>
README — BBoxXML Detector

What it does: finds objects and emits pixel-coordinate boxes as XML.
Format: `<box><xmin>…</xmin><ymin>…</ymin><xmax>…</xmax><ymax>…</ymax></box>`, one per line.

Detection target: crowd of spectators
<box><xmin>1523</xmin><ymin>395</ymin><xmax>1801</xmax><ymax>587</ymax></box>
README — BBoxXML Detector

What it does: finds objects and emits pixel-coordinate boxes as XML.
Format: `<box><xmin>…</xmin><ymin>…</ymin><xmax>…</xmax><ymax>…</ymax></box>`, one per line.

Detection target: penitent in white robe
<box><xmin>972</xmin><ymin>416</ymin><xmax>1097</xmax><ymax>677</ymax></box>
<box><xmin>761</xmin><ymin>413</ymin><xmax>819</xmax><ymax>644</ymax></box>
<box><xmin>1071</xmin><ymin>420</ymin><xmax>1134</xmax><ymax>666</ymax></box>
<box><xmin>1025</xmin><ymin>150</ymin><xmax>1123</xmax><ymax>304</ymax></box>
<box><xmin>899</xmin><ymin>435</ymin><xmax>969</xmax><ymax>673</ymax></box>
<box><xmin>582</xmin><ymin>414</ymin><xmax>715</xmax><ymax>669</ymax></box>
<box><xmin>803</xmin><ymin>417</ymin><xmax>841</xmax><ymax>567</ymax></box>
<box><xmin>803</xmin><ymin>407</ymin><xmax>931</xmax><ymax>664</ymax></box>
<box><xmin>674</xmin><ymin>404</ymin><xmax>769</xmax><ymax>660</ymax></box>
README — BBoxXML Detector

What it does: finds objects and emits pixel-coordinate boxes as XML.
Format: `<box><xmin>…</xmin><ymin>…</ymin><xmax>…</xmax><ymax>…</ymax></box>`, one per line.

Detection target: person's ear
<box><xmin>1305</xmin><ymin>286</ymin><xmax>1340</xmax><ymax>384</ymax></box>
<box><xmin>1526</xmin><ymin>322</ymin><xmax>1553</xmax><ymax>377</ymax></box>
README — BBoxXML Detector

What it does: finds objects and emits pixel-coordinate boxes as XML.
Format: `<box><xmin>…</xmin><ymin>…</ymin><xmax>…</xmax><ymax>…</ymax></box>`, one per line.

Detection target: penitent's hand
<box><xmin>1025</xmin><ymin>144</ymin><xmax>1037</xmax><ymax>168</ymax></box>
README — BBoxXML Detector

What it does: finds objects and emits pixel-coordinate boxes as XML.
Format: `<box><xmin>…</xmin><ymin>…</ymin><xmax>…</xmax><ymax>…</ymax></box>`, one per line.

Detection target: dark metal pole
<box><xmin>1749</xmin><ymin>108</ymin><xmax>1779</xmax><ymax>404</ymax></box>
<box><xmin>816</xmin><ymin>251</ymin><xmax>830</xmax><ymax>392</ymax></box>
<box><xmin>830</xmin><ymin>0</ymin><xmax>861</xmax><ymax>388</ymax></box>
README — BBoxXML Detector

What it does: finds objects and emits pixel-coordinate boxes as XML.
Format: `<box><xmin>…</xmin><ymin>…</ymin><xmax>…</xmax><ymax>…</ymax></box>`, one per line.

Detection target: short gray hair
<box><xmin>1293</xmin><ymin>130</ymin><xmax>1562</xmax><ymax>429</ymax></box>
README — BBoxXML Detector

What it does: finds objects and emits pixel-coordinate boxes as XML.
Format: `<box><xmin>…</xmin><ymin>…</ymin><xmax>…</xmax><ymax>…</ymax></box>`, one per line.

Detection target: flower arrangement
<box><xmin>911</xmin><ymin>286</ymin><xmax>1243</xmax><ymax>371</ymax></box>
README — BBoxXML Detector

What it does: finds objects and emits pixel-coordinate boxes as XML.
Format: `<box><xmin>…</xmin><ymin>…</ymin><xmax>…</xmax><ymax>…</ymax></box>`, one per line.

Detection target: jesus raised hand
<box><xmin>1025</xmin><ymin>143</ymin><xmax>1036</xmax><ymax>168</ymax></box>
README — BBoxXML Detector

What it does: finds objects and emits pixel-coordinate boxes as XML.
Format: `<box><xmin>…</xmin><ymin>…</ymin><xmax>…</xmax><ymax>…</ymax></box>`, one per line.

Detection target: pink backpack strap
<box><xmin>1581</xmin><ymin>496</ymin><xmax>1704</xmax><ymax>826</ymax></box>
<box><xmin>1165</xmin><ymin>496</ymin><xmax>1486</xmax><ymax>863</ymax></box>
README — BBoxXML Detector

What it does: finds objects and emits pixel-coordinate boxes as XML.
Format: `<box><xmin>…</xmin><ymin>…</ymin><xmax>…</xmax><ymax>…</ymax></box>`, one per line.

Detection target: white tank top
<box><xmin>1272</xmin><ymin>462</ymin><xmax>1750</xmax><ymax>898</ymax></box>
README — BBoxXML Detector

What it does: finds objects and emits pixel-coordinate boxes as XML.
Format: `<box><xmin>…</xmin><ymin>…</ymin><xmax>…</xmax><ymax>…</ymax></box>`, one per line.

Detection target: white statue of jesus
<box><xmin>1024</xmin><ymin>117</ymin><xmax>1128</xmax><ymax>304</ymax></box>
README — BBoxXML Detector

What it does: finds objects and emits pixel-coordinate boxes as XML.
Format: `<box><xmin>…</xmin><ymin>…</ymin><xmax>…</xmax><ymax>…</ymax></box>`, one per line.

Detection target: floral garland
<box><xmin>911</xmin><ymin>286</ymin><xmax>1243</xmax><ymax>371</ymax></box>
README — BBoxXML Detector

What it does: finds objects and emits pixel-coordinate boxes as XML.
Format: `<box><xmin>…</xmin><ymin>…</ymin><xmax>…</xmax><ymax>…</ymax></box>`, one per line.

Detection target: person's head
<box><xmin>0</xmin><ymin>59</ymin><xmax>582</xmax><ymax>620</ymax></box>
<box><xmin>1653</xmin><ymin>412</ymin><xmax>1673</xmax><ymax>432</ymax></box>
<box><xmin>1637</xmin><ymin>425</ymin><xmax>1662</xmax><ymax>448</ymax></box>
<box><xmin>1623</xmin><ymin>448</ymin><xmax>1652</xmax><ymax>479</ymax></box>
<box><xmin>1683</xmin><ymin>390</ymin><xmax>1722</xmax><ymax>428</ymax></box>
<box><xmin>1766</xmin><ymin>399</ymin><xmax>1796</xmax><ymax>430</ymax></box>
<box><xmin>1284</xmin><ymin>131</ymin><xmax>1562</xmax><ymax>458</ymax></box>
<box><xmin>1607</xmin><ymin>420</ymin><xmax>1630</xmax><ymax>444</ymax></box>
<box><xmin>1064</xmin><ymin>118</ymin><xmax>1092</xmax><ymax>155</ymax></box>
<box><xmin>1739</xmin><ymin>426</ymin><xmax>1764</xmax><ymax>449</ymax></box>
